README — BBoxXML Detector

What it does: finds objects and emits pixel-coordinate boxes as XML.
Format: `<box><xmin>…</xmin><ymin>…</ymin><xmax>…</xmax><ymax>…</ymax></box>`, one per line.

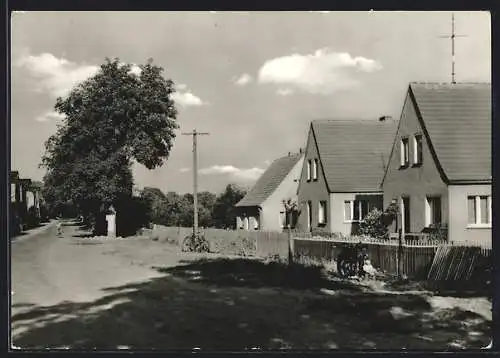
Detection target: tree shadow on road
<box><xmin>11</xmin><ymin>257</ymin><xmax>491</xmax><ymax>351</ymax></box>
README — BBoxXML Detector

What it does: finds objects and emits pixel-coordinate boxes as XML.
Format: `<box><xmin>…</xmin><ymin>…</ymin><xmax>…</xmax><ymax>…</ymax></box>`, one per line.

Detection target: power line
<box><xmin>438</xmin><ymin>13</ymin><xmax>468</xmax><ymax>84</ymax></box>
<box><xmin>181</xmin><ymin>129</ymin><xmax>209</xmax><ymax>236</ymax></box>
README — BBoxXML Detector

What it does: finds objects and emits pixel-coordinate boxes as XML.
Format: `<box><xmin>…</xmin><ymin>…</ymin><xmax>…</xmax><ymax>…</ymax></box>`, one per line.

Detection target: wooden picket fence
<box><xmin>427</xmin><ymin>245</ymin><xmax>492</xmax><ymax>281</ymax></box>
<box><xmin>151</xmin><ymin>225</ymin><xmax>289</xmax><ymax>258</ymax></box>
<box><xmin>291</xmin><ymin>234</ymin><xmax>491</xmax><ymax>280</ymax></box>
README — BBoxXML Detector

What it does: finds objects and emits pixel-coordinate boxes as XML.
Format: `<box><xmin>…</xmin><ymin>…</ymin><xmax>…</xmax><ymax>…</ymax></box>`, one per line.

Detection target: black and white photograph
<box><xmin>9</xmin><ymin>10</ymin><xmax>492</xmax><ymax>351</ymax></box>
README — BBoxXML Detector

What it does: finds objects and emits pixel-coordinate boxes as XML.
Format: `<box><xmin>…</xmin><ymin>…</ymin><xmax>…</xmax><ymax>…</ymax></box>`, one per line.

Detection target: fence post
<box><xmin>288</xmin><ymin>228</ymin><xmax>294</xmax><ymax>265</ymax></box>
<box><xmin>397</xmin><ymin>229</ymin><xmax>403</xmax><ymax>279</ymax></box>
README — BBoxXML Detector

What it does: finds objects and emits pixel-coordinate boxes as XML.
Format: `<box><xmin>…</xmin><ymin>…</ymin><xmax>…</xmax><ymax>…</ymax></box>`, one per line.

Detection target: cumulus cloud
<box><xmin>257</xmin><ymin>48</ymin><xmax>382</xmax><ymax>94</ymax></box>
<box><xmin>233</xmin><ymin>73</ymin><xmax>253</xmax><ymax>86</ymax></box>
<box><xmin>171</xmin><ymin>83</ymin><xmax>207</xmax><ymax>108</ymax></box>
<box><xmin>276</xmin><ymin>88</ymin><xmax>294</xmax><ymax>96</ymax></box>
<box><xmin>16</xmin><ymin>52</ymin><xmax>99</xmax><ymax>98</ymax></box>
<box><xmin>122</xmin><ymin>63</ymin><xmax>142</xmax><ymax>76</ymax></box>
<box><xmin>172</xmin><ymin>91</ymin><xmax>206</xmax><ymax>107</ymax></box>
<box><xmin>180</xmin><ymin>167</ymin><xmax>190</xmax><ymax>173</ymax></box>
<box><xmin>35</xmin><ymin>111</ymin><xmax>66</xmax><ymax>123</ymax></box>
<box><xmin>199</xmin><ymin>165</ymin><xmax>265</xmax><ymax>182</ymax></box>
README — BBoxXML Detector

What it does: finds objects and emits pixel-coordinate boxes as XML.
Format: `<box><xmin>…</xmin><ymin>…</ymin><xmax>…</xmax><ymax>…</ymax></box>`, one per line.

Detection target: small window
<box><xmin>426</xmin><ymin>196</ymin><xmax>442</xmax><ymax>227</ymax></box>
<box><xmin>318</xmin><ymin>201</ymin><xmax>327</xmax><ymax>224</ymax></box>
<box><xmin>344</xmin><ymin>200</ymin><xmax>352</xmax><ymax>221</ymax></box>
<box><xmin>468</xmin><ymin>195</ymin><xmax>491</xmax><ymax>225</ymax></box>
<box><xmin>313</xmin><ymin>159</ymin><xmax>319</xmax><ymax>181</ymax></box>
<box><xmin>344</xmin><ymin>200</ymin><xmax>368</xmax><ymax>222</ymax></box>
<box><xmin>253</xmin><ymin>216</ymin><xmax>259</xmax><ymax>230</ymax></box>
<box><xmin>400</xmin><ymin>137</ymin><xmax>409</xmax><ymax>167</ymax></box>
<box><xmin>307</xmin><ymin>160</ymin><xmax>312</xmax><ymax>181</ymax></box>
<box><xmin>413</xmin><ymin>134</ymin><xmax>423</xmax><ymax>165</ymax></box>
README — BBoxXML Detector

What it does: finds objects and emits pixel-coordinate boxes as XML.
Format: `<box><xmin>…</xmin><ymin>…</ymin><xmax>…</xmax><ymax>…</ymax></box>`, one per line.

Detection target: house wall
<box><xmin>448</xmin><ymin>184</ymin><xmax>491</xmax><ymax>245</ymax></box>
<box><xmin>261</xmin><ymin>156</ymin><xmax>304</xmax><ymax>232</ymax></box>
<box><xmin>383</xmin><ymin>93</ymin><xmax>449</xmax><ymax>234</ymax></box>
<box><xmin>297</xmin><ymin>128</ymin><xmax>331</xmax><ymax>232</ymax></box>
<box><xmin>330</xmin><ymin>193</ymin><xmax>384</xmax><ymax>236</ymax></box>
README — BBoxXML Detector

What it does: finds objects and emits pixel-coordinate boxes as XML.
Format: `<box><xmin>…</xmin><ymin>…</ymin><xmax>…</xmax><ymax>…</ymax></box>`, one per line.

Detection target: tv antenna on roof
<box><xmin>438</xmin><ymin>13</ymin><xmax>468</xmax><ymax>84</ymax></box>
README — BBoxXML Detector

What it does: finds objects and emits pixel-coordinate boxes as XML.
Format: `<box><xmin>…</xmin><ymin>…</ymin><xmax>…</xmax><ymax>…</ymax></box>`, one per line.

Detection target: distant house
<box><xmin>382</xmin><ymin>82</ymin><xmax>491</xmax><ymax>245</ymax></box>
<box><xmin>296</xmin><ymin>118</ymin><xmax>398</xmax><ymax>236</ymax></box>
<box><xmin>234</xmin><ymin>151</ymin><xmax>304</xmax><ymax>232</ymax></box>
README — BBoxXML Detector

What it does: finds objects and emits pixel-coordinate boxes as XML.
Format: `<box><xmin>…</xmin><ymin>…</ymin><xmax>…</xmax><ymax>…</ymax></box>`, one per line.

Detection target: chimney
<box><xmin>379</xmin><ymin>115</ymin><xmax>392</xmax><ymax>122</ymax></box>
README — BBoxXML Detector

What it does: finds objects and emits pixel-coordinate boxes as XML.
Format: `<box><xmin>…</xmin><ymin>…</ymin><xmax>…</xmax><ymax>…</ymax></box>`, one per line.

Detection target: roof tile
<box><xmin>312</xmin><ymin>119</ymin><xmax>398</xmax><ymax>192</ymax></box>
<box><xmin>410</xmin><ymin>82</ymin><xmax>491</xmax><ymax>182</ymax></box>
<box><xmin>235</xmin><ymin>153</ymin><xmax>303</xmax><ymax>207</ymax></box>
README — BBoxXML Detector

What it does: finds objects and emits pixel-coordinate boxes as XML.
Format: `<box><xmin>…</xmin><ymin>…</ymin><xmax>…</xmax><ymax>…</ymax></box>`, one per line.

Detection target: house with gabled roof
<box><xmin>234</xmin><ymin>151</ymin><xmax>304</xmax><ymax>232</ymax></box>
<box><xmin>381</xmin><ymin>82</ymin><xmax>491</xmax><ymax>245</ymax></box>
<box><xmin>296</xmin><ymin>118</ymin><xmax>398</xmax><ymax>235</ymax></box>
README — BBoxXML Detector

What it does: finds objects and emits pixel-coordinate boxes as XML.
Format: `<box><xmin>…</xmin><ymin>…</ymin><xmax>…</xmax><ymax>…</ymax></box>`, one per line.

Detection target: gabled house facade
<box><xmin>234</xmin><ymin>151</ymin><xmax>304</xmax><ymax>232</ymax></box>
<box><xmin>296</xmin><ymin>119</ymin><xmax>398</xmax><ymax>236</ymax></box>
<box><xmin>382</xmin><ymin>82</ymin><xmax>491</xmax><ymax>245</ymax></box>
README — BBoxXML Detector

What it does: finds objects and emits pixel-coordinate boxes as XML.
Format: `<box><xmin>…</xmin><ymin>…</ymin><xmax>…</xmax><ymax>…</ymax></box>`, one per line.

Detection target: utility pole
<box><xmin>182</xmin><ymin>129</ymin><xmax>209</xmax><ymax>236</ymax></box>
<box><xmin>439</xmin><ymin>13</ymin><xmax>468</xmax><ymax>84</ymax></box>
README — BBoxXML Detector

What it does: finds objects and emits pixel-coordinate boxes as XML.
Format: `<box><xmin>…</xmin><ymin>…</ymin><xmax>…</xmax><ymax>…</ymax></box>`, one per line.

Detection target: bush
<box><xmin>427</xmin><ymin>222</ymin><xmax>448</xmax><ymax>241</ymax></box>
<box><xmin>358</xmin><ymin>208</ymin><xmax>388</xmax><ymax>239</ymax></box>
<box><xmin>24</xmin><ymin>206</ymin><xmax>41</xmax><ymax>229</ymax></box>
<box><xmin>181</xmin><ymin>233</ymin><xmax>210</xmax><ymax>253</ymax></box>
<box><xmin>115</xmin><ymin>196</ymin><xmax>152</xmax><ymax>237</ymax></box>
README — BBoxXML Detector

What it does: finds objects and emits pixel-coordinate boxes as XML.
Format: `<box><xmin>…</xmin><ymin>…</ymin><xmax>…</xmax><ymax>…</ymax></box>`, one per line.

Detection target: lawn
<box><xmin>11</xmin><ymin>235</ymin><xmax>492</xmax><ymax>351</ymax></box>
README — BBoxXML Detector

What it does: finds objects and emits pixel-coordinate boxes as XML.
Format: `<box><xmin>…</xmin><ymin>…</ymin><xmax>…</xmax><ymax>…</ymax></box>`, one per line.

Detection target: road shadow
<box><xmin>154</xmin><ymin>257</ymin><xmax>364</xmax><ymax>292</ymax></box>
<box><xmin>72</xmin><ymin>233</ymin><xmax>95</xmax><ymax>238</ymax></box>
<box><xmin>11</xmin><ymin>257</ymin><xmax>491</xmax><ymax>351</ymax></box>
<box><xmin>385</xmin><ymin>278</ymin><xmax>491</xmax><ymax>300</ymax></box>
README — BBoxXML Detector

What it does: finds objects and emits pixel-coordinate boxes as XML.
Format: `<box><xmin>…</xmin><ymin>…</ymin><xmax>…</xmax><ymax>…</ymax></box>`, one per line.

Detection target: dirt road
<box><xmin>11</xmin><ymin>222</ymin><xmax>165</xmax><ymax>341</ymax></box>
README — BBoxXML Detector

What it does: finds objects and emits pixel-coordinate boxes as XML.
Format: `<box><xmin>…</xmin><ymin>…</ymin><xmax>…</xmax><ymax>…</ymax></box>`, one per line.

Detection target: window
<box><xmin>318</xmin><ymin>201</ymin><xmax>327</xmax><ymax>224</ymax></box>
<box><xmin>313</xmin><ymin>159</ymin><xmax>319</xmax><ymax>181</ymax></box>
<box><xmin>425</xmin><ymin>196</ymin><xmax>442</xmax><ymax>227</ymax></box>
<box><xmin>468</xmin><ymin>195</ymin><xmax>492</xmax><ymax>226</ymax></box>
<box><xmin>252</xmin><ymin>216</ymin><xmax>259</xmax><ymax>230</ymax></box>
<box><xmin>344</xmin><ymin>200</ymin><xmax>368</xmax><ymax>222</ymax></box>
<box><xmin>400</xmin><ymin>137</ymin><xmax>409</xmax><ymax>167</ymax></box>
<box><xmin>307</xmin><ymin>160</ymin><xmax>312</xmax><ymax>181</ymax></box>
<box><xmin>413</xmin><ymin>134</ymin><xmax>423</xmax><ymax>165</ymax></box>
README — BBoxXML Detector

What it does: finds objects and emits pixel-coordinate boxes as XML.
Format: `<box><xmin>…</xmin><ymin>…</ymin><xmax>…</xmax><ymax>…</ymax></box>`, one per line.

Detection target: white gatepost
<box><xmin>106</xmin><ymin>205</ymin><xmax>116</xmax><ymax>238</ymax></box>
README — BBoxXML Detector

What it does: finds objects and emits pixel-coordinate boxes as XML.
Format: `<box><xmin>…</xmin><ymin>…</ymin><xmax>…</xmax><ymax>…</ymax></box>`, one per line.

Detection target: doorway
<box><xmin>307</xmin><ymin>201</ymin><xmax>312</xmax><ymax>232</ymax></box>
<box><xmin>402</xmin><ymin>196</ymin><xmax>410</xmax><ymax>234</ymax></box>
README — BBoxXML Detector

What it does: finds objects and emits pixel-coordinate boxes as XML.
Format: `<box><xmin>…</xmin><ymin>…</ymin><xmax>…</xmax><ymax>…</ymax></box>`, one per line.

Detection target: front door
<box><xmin>307</xmin><ymin>201</ymin><xmax>312</xmax><ymax>232</ymax></box>
<box><xmin>402</xmin><ymin>197</ymin><xmax>411</xmax><ymax>234</ymax></box>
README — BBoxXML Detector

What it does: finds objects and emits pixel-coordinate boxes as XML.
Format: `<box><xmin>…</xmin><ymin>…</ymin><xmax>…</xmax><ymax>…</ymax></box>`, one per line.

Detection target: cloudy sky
<box><xmin>11</xmin><ymin>11</ymin><xmax>490</xmax><ymax>194</ymax></box>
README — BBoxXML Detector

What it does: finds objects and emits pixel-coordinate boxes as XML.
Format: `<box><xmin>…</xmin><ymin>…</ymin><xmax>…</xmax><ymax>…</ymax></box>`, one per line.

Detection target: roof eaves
<box><xmin>408</xmin><ymin>84</ymin><xmax>450</xmax><ymax>185</ymax></box>
<box><xmin>311</xmin><ymin>122</ymin><xmax>332</xmax><ymax>193</ymax></box>
<box><xmin>448</xmin><ymin>179</ymin><xmax>492</xmax><ymax>185</ymax></box>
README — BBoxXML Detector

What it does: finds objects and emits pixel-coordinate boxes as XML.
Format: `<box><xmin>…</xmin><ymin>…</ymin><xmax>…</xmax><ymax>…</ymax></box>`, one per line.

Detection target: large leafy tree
<box><xmin>41</xmin><ymin>58</ymin><xmax>179</xmax><ymax>232</ymax></box>
<box><xmin>212</xmin><ymin>184</ymin><xmax>246</xmax><ymax>229</ymax></box>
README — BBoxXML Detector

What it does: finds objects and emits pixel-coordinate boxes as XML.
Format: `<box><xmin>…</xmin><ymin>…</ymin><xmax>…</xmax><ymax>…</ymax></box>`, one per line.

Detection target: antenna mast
<box><xmin>439</xmin><ymin>13</ymin><xmax>468</xmax><ymax>84</ymax></box>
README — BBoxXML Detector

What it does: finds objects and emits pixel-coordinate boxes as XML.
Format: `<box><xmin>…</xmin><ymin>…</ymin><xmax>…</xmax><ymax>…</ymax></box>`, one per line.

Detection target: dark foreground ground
<box><xmin>11</xmin><ymin>220</ymin><xmax>492</xmax><ymax>351</ymax></box>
